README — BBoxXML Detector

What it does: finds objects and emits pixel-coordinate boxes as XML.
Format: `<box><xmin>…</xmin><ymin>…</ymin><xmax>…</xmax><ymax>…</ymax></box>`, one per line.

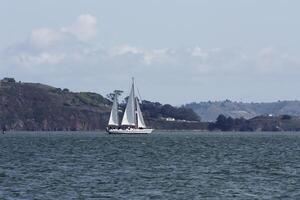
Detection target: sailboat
<box><xmin>106</xmin><ymin>78</ymin><xmax>154</xmax><ymax>134</ymax></box>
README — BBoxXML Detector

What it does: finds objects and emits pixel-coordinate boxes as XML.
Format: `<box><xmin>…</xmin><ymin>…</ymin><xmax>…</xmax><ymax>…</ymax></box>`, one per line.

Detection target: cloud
<box><xmin>2</xmin><ymin>39</ymin><xmax>300</xmax><ymax>105</ymax></box>
<box><xmin>110</xmin><ymin>44</ymin><xmax>143</xmax><ymax>56</ymax></box>
<box><xmin>4</xmin><ymin>12</ymin><xmax>300</xmax><ymax>78</ymax></box>
<box><xmin>13</xmin><ymin>53</ymin><xmax>65</xmax><ymax>66</ymax></box>
<box><xmin>110</xmin><ymin>44</ymin><xmax>172</xmax><ymax>65</ymax></box>
<box><xmin>4</xmin><ymin>30</ymin><xmax>300</xmax><ymax>78</ymax></box>
<box><xmin>4</xmin><ymin>14</ymin><xmax>98</xmax><ymax>66</ymax></box>
<box><xmin>29</xmin><ymin>14</ymin><xmax>98</xmax><ymax>47</ymax></box>
<box><xmin>30</xmin><ymin>28</ymin><xmax>63</xmax><ymax>48</ymax></box>
<box><xmin>61</xmin><ymin>14</ymin><xmax>98</xmax><ymax>41</ymax></box>
<box><xmin>190</xmin><ymin>47</ymin><xmax>209</xmax><ymax>58</ymax></box>
<box><xmin>254</xmin><ymin>47</ymin><xmax>300</xmax><ymax>74</ymax></box>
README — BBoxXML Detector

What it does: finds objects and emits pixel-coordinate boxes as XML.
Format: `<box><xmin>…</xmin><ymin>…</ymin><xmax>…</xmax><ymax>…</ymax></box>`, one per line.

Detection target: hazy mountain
<box><xmin>185</xmin><ymin>100</ymin><xmax>300</xmax><ymax>122</ymax></box>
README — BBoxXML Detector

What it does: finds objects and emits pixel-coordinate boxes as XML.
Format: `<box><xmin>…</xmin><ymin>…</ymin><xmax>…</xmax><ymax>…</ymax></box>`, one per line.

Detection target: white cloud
<box><xmin>4</xmin><ymin>14</ymin><xmax>98</xmax><ymax>66</ymax></box>
<box><xmin>110</xmin><ymin>44</ymin><xmax>172</xmax><ymax>65</ymax></box>
<box><xmin>14</xmin><ymin>53</ymin><xmax>65</xmax><ymax>66</ymax></box>
<box><xmin>255</xmin><ymin>47</ymin><xmax>300</xmax><ymax>74</ymax></box>
<box><xmin>5</xmin><ymin>32</ymin><xmax>300</xmax><ymax>77</ymax></box>
<box><xmin>3</xmin><ymin>15</ymin><xmax>300</xmax><ymax>86</ymax></box>
<box><xmin>12</xmin><ymin>14</ymin><xmax>300</xmax><ymax>77</ymax></box>
<box><xmin>143</xmin><ymin>48</ymin><xmax>170</xmax><ymax>65</ymax></box>
<box><xmin>61</xmin><ymin>14</ymin><xmax>98</xmax><ymax>41</ymax></box>
<box><xmin>30</xmin><ymin>28</ymin><xmax>63</xmax><ymax>48</ymax></box>
<box><xmin>2</xmin><ymin>40</ymin><xmax>300</xmax><ymax>105</ymax></box>
<box><xmin>27</xmin><ymin>14</ymin><xmax>98</xmax><ymax>48</ymax></box>
<box><xmin>110</xmin><ymin>44</ymin><xmax>143</xmax><ymax>56</ymax></box>
<box><xmin>190</xmin><ymin>47</ymin><xmax>209</xmax><ymax>58</ymax></box>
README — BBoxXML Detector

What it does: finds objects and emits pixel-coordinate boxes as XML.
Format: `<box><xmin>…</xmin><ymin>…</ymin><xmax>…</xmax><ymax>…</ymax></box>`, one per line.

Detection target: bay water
<box><xmin>0</xmin><ymin>131</ymin><xmax>300</xmax><ymax>199</ymax></box>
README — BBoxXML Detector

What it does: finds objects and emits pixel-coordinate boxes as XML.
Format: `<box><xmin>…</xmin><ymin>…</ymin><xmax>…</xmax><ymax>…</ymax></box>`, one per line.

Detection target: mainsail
<box><xmin>121</xmin><ymin>83</ymin><xmax>136</xmax><ymax>126</ymax></box>
<box><xmin>108</xmin><ymin>94</ymin><xmax>119</xmax><ymax>126</ymax></box>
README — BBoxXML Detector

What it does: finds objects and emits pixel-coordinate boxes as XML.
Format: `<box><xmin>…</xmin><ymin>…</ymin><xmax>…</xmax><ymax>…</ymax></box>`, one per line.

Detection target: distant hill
<box><xmin>208</xmin><ymin>114</ymin><xmax>300</xmax><ymax>132</ymax></box>
<box><xmin>0</xmin><ymin>78</ymin><xmax>201</xmax><ymax>131</ymax></box>
<box><xmin>185</xmin><ymin>100</ymin><xmax>300</xmax><ymax>122</ymax></box>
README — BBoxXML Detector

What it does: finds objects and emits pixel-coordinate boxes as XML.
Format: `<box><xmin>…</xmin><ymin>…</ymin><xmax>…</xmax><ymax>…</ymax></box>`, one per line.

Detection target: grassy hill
<box><xmin>0</xmin><ymin>79</ymin><xmax>111</xmax><ymax>131</ymax></box>
<box><xmin>0</xmin><ymin>78</ymin><xmax>202</xmax><ymax>131</ymax></box>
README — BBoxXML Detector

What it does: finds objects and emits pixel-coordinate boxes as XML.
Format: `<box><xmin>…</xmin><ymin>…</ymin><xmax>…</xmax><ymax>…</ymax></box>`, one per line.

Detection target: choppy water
<box><xmin>0</xmin><ymin>132</ymin><xmax>300</xmax><ymax>199</ymax></box>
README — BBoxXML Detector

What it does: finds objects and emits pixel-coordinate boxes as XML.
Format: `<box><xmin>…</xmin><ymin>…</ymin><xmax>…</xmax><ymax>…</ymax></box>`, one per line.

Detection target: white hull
<box><xmin>107</xmin><ymin>128</ymin><xmax>154</xmax><ymax>134</ymax></box>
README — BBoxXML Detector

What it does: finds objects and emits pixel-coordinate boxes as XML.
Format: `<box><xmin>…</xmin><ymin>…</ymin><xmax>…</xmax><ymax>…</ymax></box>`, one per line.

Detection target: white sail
<box><xmin>136</xmin><ymin>99</ymin><xmax>146</xmax><ymax>128</ymax></box>
<box><xmin>121</xmin><ymin>83</ymin><xmax>136</xmax><ymax>126</ymax></box>
<box><xmin>108</xmin><ymin>94</ymin><xmax>119</xmax><ymax>126</ymax></box>
<box><xmin>106</xmin><ymin>78</ymin><xmax>154</xmax><ymax>134</ymax></box>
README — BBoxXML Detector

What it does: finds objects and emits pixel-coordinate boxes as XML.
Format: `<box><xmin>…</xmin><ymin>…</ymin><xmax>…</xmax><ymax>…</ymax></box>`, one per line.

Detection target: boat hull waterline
<box><xmin>107</xmin><ymin>128</ymin><xmax>154</xmax><ymax>134</ymax></box>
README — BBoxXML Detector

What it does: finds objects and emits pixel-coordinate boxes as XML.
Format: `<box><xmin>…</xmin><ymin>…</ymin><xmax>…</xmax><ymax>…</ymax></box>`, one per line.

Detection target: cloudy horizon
<box><xmin>1</xmin><ymin>0</ymin><xmax>300</xmax><ymax>105</ymax></box>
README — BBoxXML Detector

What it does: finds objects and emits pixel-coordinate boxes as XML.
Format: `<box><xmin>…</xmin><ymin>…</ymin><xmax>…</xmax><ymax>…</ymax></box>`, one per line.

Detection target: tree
<box><xmin>281</xmin><ymin>115</ymin><xmax>292</xmax><ymax>120</ymax></box>
<box><xmin>106</xmin><ymin>90</ymin><xmax>123</xmax><ymax>101</ymax></box>
<box><xmin>114</xmin><ymin>90</ymin><xmax>123</xmax><ymax>96</ymax></box>
<box><xmin>215</xmin><ymin>114</ymin><xmax>234</xmax><ymax>131</ymax></box>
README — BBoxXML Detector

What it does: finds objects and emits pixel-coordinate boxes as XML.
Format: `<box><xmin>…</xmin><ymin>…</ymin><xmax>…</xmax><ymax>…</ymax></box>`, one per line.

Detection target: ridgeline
<box><xmin>186</xmin><ymin>100</ymin><xmax>300</xmax><ymax>122</ymax></box>
<box><xmin>1</xmin><ymin>78</ymin><xmax>300</xmax><ymax>132</ymax></box>
<box><xmin>0</xmin><ymin>78</ymin><xmax>202</xmax><ymax>131</ymax></box>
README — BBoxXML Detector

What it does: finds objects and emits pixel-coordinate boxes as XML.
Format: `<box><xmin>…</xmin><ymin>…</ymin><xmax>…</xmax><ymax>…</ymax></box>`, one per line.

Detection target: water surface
<box><xmin>0</xmin><ymin>131</ymin><xmax>300</xmax><ymax>199</ymax></box>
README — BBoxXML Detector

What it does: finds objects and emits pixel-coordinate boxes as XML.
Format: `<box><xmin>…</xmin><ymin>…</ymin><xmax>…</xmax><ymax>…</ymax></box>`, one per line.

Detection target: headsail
<box><xmin>121</xmin><ymin>83</ymin><xmax>136</xmax><ymax>126</ymax></box>
<box><xmin>136</xmin><ymin>98</ymin><xmax>146</xmax><ymax>128</ymax></box>
<box><xmin>108</xmin><ymin>94</ymin><xmax>119</xmax><ymax>126</ymax></box>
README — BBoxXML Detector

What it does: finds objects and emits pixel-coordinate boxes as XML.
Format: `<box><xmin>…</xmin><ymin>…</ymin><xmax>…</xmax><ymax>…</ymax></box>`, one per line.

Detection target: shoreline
<box><xmin>2</xmin><ymin>129</ymin><xmax>300</xmax><ymax>133</ymax></box>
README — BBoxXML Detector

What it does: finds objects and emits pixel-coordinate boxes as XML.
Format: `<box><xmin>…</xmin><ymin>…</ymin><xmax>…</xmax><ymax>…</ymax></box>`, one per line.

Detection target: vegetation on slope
<box><xmin>208</xmin><ymin>114</ymin><xmax>300</xmax><ymax>131</ymax></box>
<box><xmin>0</xmin><ymin>78</ymin><xmax>201</xmax><ymax>131</ymax></box>
<box><xmin>0</xmin><ymin>79</ymin><xmax>111</xmax><ymax>131</ymax></box>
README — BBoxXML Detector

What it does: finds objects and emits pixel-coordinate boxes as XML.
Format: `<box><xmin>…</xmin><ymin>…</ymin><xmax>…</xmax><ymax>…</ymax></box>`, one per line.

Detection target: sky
<box><xmin>0</xmin><ymin>0</ymin><xmax>300</xmax><ymax>105</ymax></box>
